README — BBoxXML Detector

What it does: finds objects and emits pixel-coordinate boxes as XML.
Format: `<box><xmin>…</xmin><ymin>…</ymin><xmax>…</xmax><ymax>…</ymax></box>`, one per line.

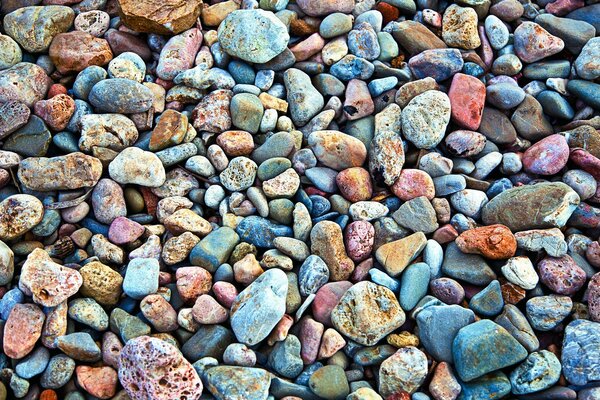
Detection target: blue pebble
<box><xmin>53</xmin><ymin>131</ymin><xmax>80</xmax><ymax>153</ymax></box>
<box><xmin>214</xmin><ymin>263</ymin><xmax>234</xmax><ymax>282</ymax></box>
<box><xmin>458</xmin><ymin>371</ymin><xmax>511</xmax><ymax>400</ymax></box>
<box><xmin>80</xmin><ymin>218</ymin><xmax>109</xmax><ymax>236</ymax></box>
<box><xmin>335</xmin><ymin>214</ymin><xmax>349</xmax><ymax>230</ymax></box>
<box><xmin>368</xmin><ymin>76</ymin><xmax>398</xmax><ymax>97</ymax></box>
<box><xmin>486</xmin><ymin>178</ymin><xmax>513</xmax><ymax>199</ymax></box>
<box><xmin>31</xmin><ymin>209</ymin><xmax>61</xmax><ymax>236</ymax></box>
<box><xmin>399</xmin><ymin>262</ymin><xmax>430</xmax><ymax>311</ymax></box>
<box><xmin>537</xmin><ymin>90</ymin><xmax>574</xmax><ymax>119</ymax></box>
<box><xmin>369</xmin><ymin>269</ymin><xmax>400</xmax><ymax>292</ymax></box>
<box><xmin>73</xmin><ymin>66</ymin><xmax>107</xmax><ymax>100</ymax></box>
<box><xmin>312</xmin><ymin>212</ymin><xmax>341</xmax><ymax>224</ymax></box>
<box><xmin>235</xmin><ymin>216</ymin><xmax>292</xmax><ymax>248</ymax></box>
<box><xmin>469</xmin><ymin>280</ymin><xmax>504</xmax><ymax>317</ymax></box>
<box><xmin>309</xmin><ymin>195</ymin><xmax>331</xmax><ymax>217</ymax></box>
<box><xmin>294</xmin><ymin>189</ymin><xmax>313</xmax><ymax>214</ymax></box>
<box><xmin>330</xmin><ymin>55</ymin><xmax>375</xmax><ymax>81</ymax></box>
<box><xmin>16</xmin><ymin>347</ymin><xmax>50</xmax><ymax>379</ymax></box>
<box><xmin>0</xmin><ymin>288</ymin><xmax>24</xmax><ymax>320</ymax></box>
<box><xmin>567</xmin><ymin>79</ymin><xmax>600</xmax><ymax>109</ymax></box>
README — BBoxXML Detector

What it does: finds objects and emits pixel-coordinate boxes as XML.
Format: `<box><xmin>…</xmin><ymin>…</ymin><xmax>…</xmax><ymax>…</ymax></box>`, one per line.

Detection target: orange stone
<box><xmin>3</xmin><ymin>303</ymin><xmax>45</xmax><ymax>359</ymax></box>
<box><xmin>76</xmin><ymin>365</ymin><xmax>118</xmax><ymax>399</ymax></box>
<box><xmin>455</xmin><ymin>224</ymin><xmax>517</xmax><ymax>260</ymax></box>
<box><xmin>49</xmin><ymin>31</ymin><xmax>113</xmax><ymax>75</ymax></box>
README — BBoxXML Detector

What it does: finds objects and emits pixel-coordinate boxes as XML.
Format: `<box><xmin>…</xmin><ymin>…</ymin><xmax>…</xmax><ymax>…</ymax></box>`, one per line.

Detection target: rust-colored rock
<box><xmin>149</xmin><ymin>109</ymin><xmax>188</xmax><ymax>151</ymax></box>
<box><xmin>456</xmin><ymin>224</ymin><xmax>517</xmax><ymax>260</ymax></box>
<box><xmin>76</xmin><ymin>366</ymin><xmax>118</xmax><ymax>399</ymax></box>
<box><xmin>49</xmin><ymin>31</ymin><xmax>113</xmax><ymax>75</ymax></box>
<box><xmin>118</xmin><ymin>0</ymin><xmax>203</xmax><ymax>35</ymax></box>
<box><xmin>18</xmin><ymin>152</ymin><xmax>103</xmax><ymax>191</ymax></box>
<box><xmin>3</xmin><ymin>303</ymin><xmax>45</xmax><ymax>359</ymax></box>
<box><xmin>311</xmin><ymin>221</ymin><xmax>355</xmax><ymax>281</ymax></box>
<box><xmin>33</xmin><ymin>93</ymin><xmax>76</xmax><ymax>131</ymax></box>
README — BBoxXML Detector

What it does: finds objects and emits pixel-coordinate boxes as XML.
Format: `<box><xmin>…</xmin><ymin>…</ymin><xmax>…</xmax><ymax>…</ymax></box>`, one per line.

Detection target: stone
<box><xmin>401</xmin><ymin>91</ymin><xmax>450</xmax><ymax>149</ymax></box>
<box><xmin>89</xmin><ymin>78</ymin><xmax>153</xmax><ymax>114</ymax></box>
<box><xmin>157</xmin><ymin>28</ymin><xmax>202</xmax><ymax>80</ymax></box>
<box><xmin>501</xmin><ymin>256</ymin><xmax>538</xmax><ymax>290</ymax></box>
<box><xmin>285</xmin><ymin>69</ymin><xmax>325</xmax><ymax>126</ymax></box>
<box><xmin>561</xmin><ymin>320</ymin><xmax>600</xmax><ymax>385</ymax></box>
<box><xmin>3</xmin><ymin>303</ymin><xmax>45</xmax><ymax>359</ymax></box>
<box><xmin>456</xmin><ymin>225</ymin><xmax>516</xmax><ymax>260</ymax></box>
<box><xmin>311</xmin><ymin>221</ymin><xmax>355</xmax><ymax>281</ymax></box>
<box><xmin>4</xmin><ymin>6</ymin><xmax>74</xmax><ymax>53</ymax></box>
<box><xmin>205</xmin><ymin>367</ymin><xmax>270</xmax><ymax>400</ymax></box>
<box><xmin>308</xmin><ymin>365</ymin><xmax>350</xmax><ymax>399</ymax></box>
<box><xmin>448</xmin><ymin>73</ymin><xmax>486</xmax><ymax>130</ymax></box>
<box><xmin>331</xmin><ymin>281</ymin><xmax>405</xmax><ymax>346</ymax></box>
<box><xmin>526</xmin><ymin>295</ymin><xmax>572</xmax><ymax>331</ymax></box>
<box><xmin>80</xmin><ymin>114</ymin><xmax>138</xmax><ymax>152</ymax></box>
<box><xmin>379</xmin><ymin>347</ymin><xmax>428</xmax><ymax>396</ymax></box>
<box><xmin>230</xmin><ymin>269</ymin><xmax>288</xmax><ymax>345</ymax></box>
<box><xmin>79</xmin><ymin>261</ymin><xmax>123</xmax><ymax>306</ymax></box>
<box><xmin>481</xmin><ymin>183</ymin><xmax>579</xmax><ymax>231</ymax></box>
<box><xmin>452</xmin><ymin>320</ymin><xmax>528</xmax><ymax>382</ymax></box>
<box><xmin>514</xmin><ymin>228</ymin><xmax>567</xmax><ymax>257</ymax></box>
<box><xmin>538</xmin><ymin>255</ymin><xmax>586</xmax><ymax>295</ymax></box>
<box><xmin>309</xmin><ymin>130</ymin><xmax>367</xmax><ymax>171</ymax></box>
<box><xmin>417</xmin><ymin>305</ymin><xmax>475</xmax><ymax>363</ymax></box>
<box><xmin>0</xmin><ymin>195</ymin><xmax>44</xmax><ymax>240</ymax></box>
<box><xmin>399</xmin><ymin>262</ymin><xmax>430</xmax><ymax>311</ymax></box>
<box><xmin>218</xmin><ymin>10</ymin><xmax>290</xmax><ymax>63</ymax></box>
<box><xmin>49</xmin><ymin>31</ymin><xmax>113</xmax><ymax>75</ymax></box>
<box><xmin>76</xmin><ymin>366</ymin><xmax>118</xmax><ymax>399</ymax></box>
<box><xmin>109</xmin><ymin>147</ymin><xmax>166</xmax><ymax>187</ymax></box>
<box><xmin>297</xmin><ymin>0</ymin><xmax>355</xmax><ymax>16</ymax></box>
<box><xmin>123</xmin><ymin>258</ymin><xmax>159</xmax><ymax>300</ymax></box>
<box><xmin>393</xmin><ymin>197</ymin><xmax>439</xmax><ymax>234</ymax></box>
<box><xmin>0</xmin><ymin>34</ymin><xmax>22</xmax><ymax>70</ymax></box>
<box><xmin>118</xmin><ymin>0</ymin><xmax>202</xmax><ymax>35</ymax></box>
<box><xmin>119</xmin><ymin>336</ymin><xmax>203</xmax><ymax>400</ymax></box>
<box><xmin>19</xmin><ymin>248</ymin><xmax>82</xmax><ymax>307</ymax></box>
<box><xmin>375</xmin><ymin>232</ymin><xmax>427</xmax><ymax>277</ymax></box>
<box><xmin>514</xmin><ymin>22</ymin><xmax>565</xmax><ymax>63</ymax></box>
<box><xmin>0</xmin><ymin>63</ymin><xmax>51</xmax><ymax>107</ymax></box>
<box><xmin>442</xmin><ymin>5</ymin><xmax>481</xmax><ymax>49</ymax></box>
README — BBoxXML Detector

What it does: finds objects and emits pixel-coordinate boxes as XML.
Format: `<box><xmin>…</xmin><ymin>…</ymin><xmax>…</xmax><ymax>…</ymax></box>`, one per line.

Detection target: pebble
<box><xmin>3</xmin><ymin>303</ymin><xmax>45</xmax><ymax>359</ymax></box>
<box><xmin>109</xmin><ymin>147</ymin><xmax>166</xmax><ymax>187</ymax></box>
<box><xmin>514</xmin><ymin>22</ymin><xmax>565</xmax><ymax>63</ymax></box>
<box><xmin>561</xmin><ymin>320</ymin><xmax>600</xmax><ymax>385</ymax></box>
<box><xmin>526</xmin><ymin>295</ymin><xmax>572</xmax><ymax>331</ymax></box>
<box><xmin>402</xmin><ymin>91</ymin><xmax>450</xmax><ymax>149</ymax></box>
<box><xmin>379</xmin><ymin>347</ymin><xmax>428</xmax><ymax>396</ymax></box>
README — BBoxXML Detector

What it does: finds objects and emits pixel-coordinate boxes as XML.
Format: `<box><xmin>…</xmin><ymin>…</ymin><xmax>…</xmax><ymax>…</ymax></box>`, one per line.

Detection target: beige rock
<box><xmin>375</xmin><ymin>232</ymin><xmax>427</xmax><ymax>277</ymax></box>
<box><xmin>310</xmin><ymin>221</ymin><xmax>354</xmax><ymax>281</ymax></box>
<box><xmin>18</xmin><ymin>153</ymin><xmax>103</xmax><ymax>191</ymax></box>
<box><xmin>118</xmin><ymin>0</ymin><xmax>203</xmax><ymax>35</ymax></box>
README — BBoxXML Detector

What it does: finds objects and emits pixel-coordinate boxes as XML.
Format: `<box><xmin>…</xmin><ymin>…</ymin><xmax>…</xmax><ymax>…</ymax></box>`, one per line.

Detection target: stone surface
<box><xmin>118</xmin><ymin>0</ymin><xmax>202</xmax><ymax>35</ymax></box>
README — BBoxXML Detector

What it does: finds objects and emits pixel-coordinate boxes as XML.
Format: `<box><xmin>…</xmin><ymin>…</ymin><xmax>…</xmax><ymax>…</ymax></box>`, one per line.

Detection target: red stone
<box><xmin>49</xmin><ymin>31</ymin><xmax>113</xmax><ymax>75</ymax></box>
<box><xmin>299</xmin><ymin>316</ymin><xmax>324</xmax><ymax>364</ymax></box>
<box><xmin>176</xmin><ymin>266</ymin><xmax>212</xmax><ymax>303</ymax></box>
<box><xmin>76</xmin><ymin>366</ymin><xmax>118</xmax><ymax>399</ymax></box>
<box><xmin>312</xmin><ymin>281</ymin><xmax>352</xmax><ymax>326</ymax></box>
<box><xmin>391</xmin><ymin>169</ymin><xmax>435</xmax><ymax>201</ymax></box>
<box><xmin>448</xmin><ymin>73</ymin><xmax>486</xmax><ymax>130</ymax></box>
<box><xmin>33</xmin><ymin>94</ymin><xmax>75</xmax><ymax>131</ymax></box>
<box><xmin>3</xmin><ymin>303</ymin><xmax>45</xmax><ymax>359</ymax></box>
<box><xmin>538</xmin><ymin>255</ymin><xmax>587</xmax><ymax>295</ymax></box>
<box><xmin>108</xmin><ymin>216</ymin><xmax>145</xmax><ymax>245</ymax></box>
<box><xmin>546</xmin><ymin>0</ymin><xmax>584</xmax><ymax>16</ymax></box>
<box><xmin>522</xmin><ymin>134</ymin><xmax>569</xmax><ymax>175</ymax></box>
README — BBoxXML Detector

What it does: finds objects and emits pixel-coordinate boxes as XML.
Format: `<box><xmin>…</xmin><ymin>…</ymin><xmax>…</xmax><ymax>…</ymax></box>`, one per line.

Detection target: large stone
<box><xmin>509</xmin><ymin>350</ymin><xmax>561</xmax><ymax>394</ymax></box>
<box><xmin>89</xmin><ymin>78</ymin><xmax>153</xmax><ymax>114</ymax></box>
<box><xmin>0</xmin><ymin>63</ymin><xmax>51</xmax><ymax>107</ymax></box>
<box><xmin>308</xmin><ymin>130</ymin><xmax>367</xmax><ymax>171</ymax></box>
<box><xmin>19</xmin><ymin>248</ymin><xmax>83</xmax><ymax>307</ymax></box>
<box><xmin>205</xmin><ymin>367</ymin><xmax>270</xmax><ymax>400</ymax></box>
<box><xmin>561</xmin><ymin>319</ymin><xmax>600</xmax><ymax>385</ymax></box>
<box><xmin>118</xmin><ymin>0</ymin><xmax>202</xmax><ymax>35</ymax></box>
<box><xmin>310</xmin><ymin>221</ymin><xmax>355</xmax><ymax>281</ymax></box>
<box><xmin>481</xmin><ymin>182</ymin><xmax>580</xmax><ymax>231</ymax></box>
<box><xmin>379</xmin><ymin>347</ymin><xmax>428</xmax><ymax>396</ymax></box>
<box><xmin>230</xmin><ymin>269</ymin><xmax>288</xmax><ymax>346</ymax></box>
<box><xmin>108</xmin><ymin>147</ymin><xmax>166</xmax><ymax>187</ymax></box>
<box><xmin>79</xmin><ymin>114</ymin><xmax>138</xmax><ymax>152</ymax></box>
<box><xmin>18</xmin><ymin>153</ymin><xmax>102</xmax><ymax>191</ymax></box>
<box><xmin>285</xmin><ymin>68</ymin><xmax>324</xmax><ymax>127</ymax></box>
<box><xmin>4</xmin><ymin>6</ymin><xmax>74</xmax><ymax>53</ymax></box>
<box><xmin>119</xmin><ymin>336</ymin><xmax>203</xmax><ymax>400</ymax></box>
<box><xmin>218</xmin><ymin>10</ymin><xmax>290</xmax><ymax>63</ymax></box>
<box><xmin>3</xmin><ymin>303</ymin><xmax>45</xmax><ymax>359</ymax></box>
<box><xmin>0</xmin><ymin>194</ymin><xmax>44</xmax><ymax>240</ymax></box>
<box><xmin>331</xmin><ymin>281</ymin><xmax>405</xmax><ymax>346</ymax></box>
<box><xmin>375</xmin><ymin>232</ymin><xmax>427</xmax><ymax>277</ymax></box>
<box><xmin>49</xmin><ymin>31</ymin><xmax>113</xmax><ymax>75</ymax></box>
<box><xmin>401</xmin><ymin>91</ymin><xmax>451</xmax><ymax>149</ymax></box>
<box><xmin>452</xmin><ymin>320</ymin><xmax>528</xmax><ymax>382</ymax></box>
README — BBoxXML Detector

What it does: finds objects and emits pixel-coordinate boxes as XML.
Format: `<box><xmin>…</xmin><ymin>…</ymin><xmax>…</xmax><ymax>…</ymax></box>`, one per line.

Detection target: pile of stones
<box><xmin>0</xmin><ymin>0</ymin><xmax>599</xmax><ymax>399</ymax></box>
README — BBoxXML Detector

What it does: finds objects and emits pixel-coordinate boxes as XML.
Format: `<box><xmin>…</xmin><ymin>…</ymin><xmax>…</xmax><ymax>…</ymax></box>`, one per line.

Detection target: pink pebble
<box><xmin>192</xmin><ymin>294</ymin><xmax>229</xmax><ymax>324</ymax></box>
<box><xmin>344</xmin><ymin>221</ymin><xmax>375</xmax><ymax>262</ymax></box>
<box><xmin>299</xmin><ymin>316</ymin><xmax>324</xmax><ymax>364</ymax></box>
<box><xmin>213</xmin><ymin>281</ymin><xmax>238</xmax><ymax>308</ymax></box>
<box><xmin>522</xmin><ymin>134</ymin><xmax>569</xmax><ymax>175</ymax></box>
<box><xmin>391</xmin><ymin>169</ymin><xmax>435</xmax><ymax>201</ymax></box>
<box><xmin>108</xmin><ymin>216</ymin><xmax>145</xmax><ymax>245</ymax></box>
<box><xmin>312</xmin><ymin>281</ymin><xmax>352</xmax><ymax>326</ymax></box>
<box><xmin>538</xmin><ymin>255</ymin><xmax>587</xmax><ymax>295</ymax></box>
<box><xmin>175</xmin><ymin>266</ymin><xmax>212</xmax><ymax>303</ymax></box>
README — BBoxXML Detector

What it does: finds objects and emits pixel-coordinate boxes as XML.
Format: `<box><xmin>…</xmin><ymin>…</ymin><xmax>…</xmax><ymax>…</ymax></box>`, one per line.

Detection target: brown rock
<box><xmin>18</xmin><ymin>152</ymin><xmax>103</xmax><ymax>191</ymax></box>
<box><xmin>3</xmin><ymin>303</ymin><xmax>45</xmax><ymax>359</ymax></box>
<box><xmin>456</xmin><ymin>224</ymin><xmax>517</xmax><ymax>260</ymax></box>
<box><xmin>49</xmin><ymin>31</ymin><xmax>113</xmax><ymax>75</ymax></box>
<box><xmin>19</xmin><ymin>248</ymin><xmax>83</xmax><ymax>307</ymax></box>
<box><xmin>0</xmin><ymin>63</ymin><xmax>52</xmax><ymax>108</ymax></box>
<box><xmin>76</xmin><ymin>366</ymin><xmax>118</xmax><ymax>399</ymax></box>
<box><xmin>311</xmin><ymin>221</ymin><xmax>355</xmax><ymax>281</ymax></box>
<box><xmin>192</xmin><ymin>89</ymin><xmax>232</xmax><ymax>133</ymax></box>
<box><xmin>33</xmin><ymin>94</ymin><xmax>75</xmax><ymax>131</ymax></box>
<box><xmin>375</xmin><ymin>232</ymin><xmax>427</xmax><ymax>277</ymax></box>
<box><xmin>149</xmin><ymin>109</ymin><xmax>188</xmax><ymax>151</ymax></box>
<box><xmin>392</xmin><ymin>21</ymin><xmax>447</xmax><ymax>56</ymax></box>
<box><xmin>217</xmin><ymin>131</ymin><xmax>254</xmax><ymax>156</ymax></box>
<box><xmin>118</xmin><ymin>0</ymin><xmax>202</xmax><ymax>35</ymax></box>
<box><xmin>0</xmin><ymin>194</ymin><xmax>44</xmax><ymax>241</ymax></box>
<box><xmin>79</xmin><ymin>261</ymin><xmax>123</xmax><ymax>306</ymax></box>
<box><xmin>104</xmin><ymin>29</ymin><xmax>152</xmax><ymax>61</ymax></box>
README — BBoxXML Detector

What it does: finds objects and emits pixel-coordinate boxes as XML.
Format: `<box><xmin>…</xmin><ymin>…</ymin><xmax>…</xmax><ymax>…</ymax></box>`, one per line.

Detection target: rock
<box><xmin>49</xmin><ymin>31</ymin><xmax>113</xmax><ymax>75</ymax></box>
<box><xmin>561</xmin><ymin>320</ymin><xmax>600</xmax><ymax>385</ymax></box>
<box><xmin>76</xmin><ymin>366</ymin><xmax>118</xmax><ymax>399</ymax></box>
<box><xmin>157</xmin><ymin>28</ymin><xmax>202</xmax><ymax>80</ymax></box>
<box><xmin>89</xmin><ymin>78</ymin><xmax>153</xmax><ymax>114</ymax></box>
<box><xmin>285</xmin><ymin>69</ymin><xmax>324</xmax><ymax>126</ymax></box>
<box><xmin>575</xmin><ymin>37</ymin><xmax>600</xmax><ymax>80</ymax></box>
<box><xmin>452</xmin><ymin>320</ymin><xmax>528</xmax><ymax>382</ymax></box>
<box><xmin>392</xmin><ymin>21</ymin><xmax>447</xmax><ymax>55</ymax></box>
<box><xmin>401</xmin><ymin>91</ymin><xmax>450</xmax><ymax>149</ymax></box>
<box><xmin>375</xmin><ymin>232</ymin><xmax>427</xmax><ymax>277</ymax></box>
<box><xmin>205</xmin><ymin>367</ymin><xmax>270</xmax><ymax>400</ymax></box>
<box><xmin>230</xmin><ymin>269</ymin><xmax>288</xmax><ymax>345</ymax></box>
<box><xmin>0</xmin><ymin>63</ymin><xmax>51</xmax><ymax>107</ymax></box>
<box><xmin>399</xmin><ymin>262</ymin><xmax>430</xmax><ymax>311</ymax></box>
<box><xmin>538</xmin><ymin>255</ymin><xmax>586</xmax><ymax>295</ymax></box>
<box><xmin>3</xmin><ymin>114</ymin><xmax>51</xmax><ymax>157</ymax></box>
<box><xmin>311</xmin><ymin>220</ymin><xmax>355</xmax><ymax>281</ymax></box>
<box><xmin>469</xmin><ymin>280</ymin><xmax>504</xmax><ymax>317</ymax></box>
<box><xmin>308</xmin><ymin>365</ymin><xmax>350</xmax><ymax>399</ymax></box>
<box><xmin>511</xmin><ymin>95</ymin><xmax>553</xmax><ymax>141</ymax></box>
<box><xmin>0</xmin><ymin>34</ymin><xmax>22</xmax><ymax>70</ymax></box>
<box><xmin>220</xmin><ymin>157</ymin><xmax>257</xmax><ymax>191</ymax></box>
<box><xmin>218</xmin><ymin>10</ymin><xmax>290</xmax><ymax>63</ymax></box>
<box><xmin>118</xmin><ymin>0</ymin><xmax>202</xmax><ymax>35</ymax></box>
<box><xmin>417</xmin><ymin>305</ymin><xmax>475</xmax><ymax>363</ymax></box>
<box><xmin>4</xmin><ymin>6</ymin><xmax>74</xmax><ymax>53</ymax></box>
<box><xmin>501</xmin><ymin>256</ymin><xmax>539</xmax><ymax>290</ymax></box>
<box><xmin>3</xmin><ymin>303</ymin><xmax>45</xmax><ymax>359</ymax></box>
<box><xmin>309</xmin><ymin>130</ymin><xmax>367</xmax><ymax>171</ymax></box>
<box><xmin>514</xmin><ymin>22</ymin><xmax>565</xmax><ymax>63</ymax></box>
<box><xmin>79</xmin><ymin>261</ymin><xmax>123</xmax><ymax>306</ymax></box>
<box><xmin>34</xmin><ymin>93</ymin><xmax>75</xmax><ymax>131</ymax></box>
<box><xmin>526</xmin><ymin>295</ymin><xmax>572</xmax><ymax>331</ymax></box>
<box><xmin>80</xmin><ymin>114</ymin><xmax>138</xmax><ymax>152</ymax></box>
<box><xmin>119</xmin><ymin>336</ymin><xmax>203</xmax><ymax>400</ymax></box>
<box><xmin>0</xmin><ymin>101</ymin><xmax>30</xmax><ymax>139</ymax></box>
<box><xmin>481</xmin><ymin>182</ymin><xmax>579</xmax><ymax>231</ymax></box>
<box><xmin>456</xmin><ymin>225</ymin><xmax>516</xmax><ymax>260</ymax></box>
<box><xmin>19</xmin><ymin>248</ymin><xmax>82</xmax><ymax>307</ymax></box>
<box><xmin>379</xmin><ymin>347</ymin><xmax>428</xmax><ymax>396</ymax></box>
<box><xmin>408</xmin><ymin>49</ymin><xmax>464</xmax><ymax>82</ymax></box>
<box><xmin>442</xmin><ymin>5</ymin><xmax>480</xmax><ymax>49</ymax></box>
<box><xmin>268</xmin><ymin>334</ymin><xmax>303</xmax><ymax>378</ymax></box>
<box><xmin>448</xmin><ymin>73</ymin><xmax>486</xmax><ymax>131</ymax></box>
<box><xmin>297</xmin><ymin>0</ymin><xmax>355</xmax><ymax>16</ymax></box>
<box><xmin>74</xmin><ymin>10</ymin><xmax>110</xmax><ymax>37</ymax></box>
<box><xmin>15</xmin><ymin>346</ymin><xmax>49</xmax><ymax>379</ymax></box>
<box><xmin>123</xmin><ymin>258</ymin><xmax>159</xmax><ymax>300</ymax></box>
<box><xmin>441</xmin><ymin>242</ymin><xmax>496</xmax><ymax>285</ymax></box>
<box><xmin>109</xmin><ymin>147</ymin><xmax>166</xmax><ymax>187</ymax></box>
<box><xmin>192</xmin><ymin>89</ymin><xmax>233</xmax><ymax>133</ymax></box>
<box><xmin>535</xmin><ymin>13</ymin><xmax>595</xmax><ymax>54</ymax></box>
<box><xmin>514</xmin><ymin>228</ymin><xmax>567</xmax><ymax>257</ymax></box>
<box><xmin>0</xmin><ymin>195</ymin><xmax>44</xmax><ymax>240</ymax></box>
<box><xmin>393</xmin><ymin>196</ymin><xmax>439</xmax><ymax>234</ymax></box>
<box><xmin>331</xmin><ymin>281</ymin><xmax>405</xmax><ymax>346</ymax></box>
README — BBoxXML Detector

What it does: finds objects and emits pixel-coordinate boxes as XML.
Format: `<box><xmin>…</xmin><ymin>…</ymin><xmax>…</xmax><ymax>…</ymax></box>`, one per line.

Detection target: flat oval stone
<box><xmin>308</xmin><ymin>130</ymin><xmax>367</xmax><ymax>171</ymax></box>
<box><xmin>89</xmin><ymin>78</ymin><xmax>153</xmax><ymax>114</ymax></box>
<box><xmin>0</xmin><ymin>194</ymin><xmax>44</xmax><ymax>240</ymax></box>
<box><xmin>562</xmin><ymin>320</ymin><xmax>600</xmax><ymax>385</ymax></box>
<box><xmin>3</xmin><ymin>303</ymin><xmax>45</xmax><ymax>359</ymax></box>
<box><xmin>218</xmin><ymin>10</ymin><xmax>290</xmax><ymax>63</ymax></box>
<box><xmin>514</xmin><ymin>22</ymin><xmax>565</xmax><ymax>63</ymax></box>
<box><xmin>18</xmin><ymin>152</ymin><xmax>102</xmax><ymax>191</ymax></box>
<box><xmin>108</xmin><ymin>147</ymin><xmax>166</xmax><ymax>187</ymax></box>
<box><xmin>119</xmin><ymin>336</ymin><xmax>203</xmax><ymax>400</ymax></box>
<box><xmin>482</xmin><ymin>182</ymin><xmax>580</xmax><ymax>231</ymax></box>
<box><xmin>49</xmin><ymin>31</ymin><xmax>113</xmax><ymax>75</ymax></box>
<box><xmin>331</xmin><ymin>281</ymin><xmax>405</xmax><ymax>346</ymax></box>
<box><xmin>230</xmin><ymin>268</ymin><xmax>288</xmax><ymax>346</ymax></box>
